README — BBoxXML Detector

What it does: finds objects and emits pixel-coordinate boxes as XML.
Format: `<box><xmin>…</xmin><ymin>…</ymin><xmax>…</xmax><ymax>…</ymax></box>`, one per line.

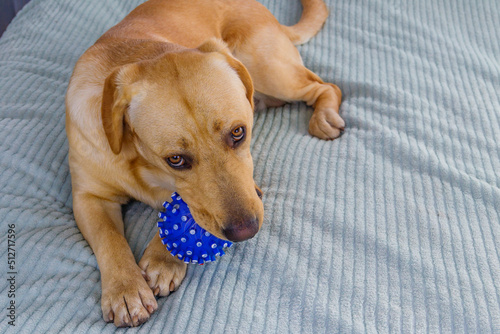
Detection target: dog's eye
<box><xmin>231</xmin><ymin>126</ymin><xmax>245</xmax><ymax>142</ymax></box>
<box><xmin>166</xmin><ymin>155</ymin><xmax>186</xmax><ymax>168</ymax></box>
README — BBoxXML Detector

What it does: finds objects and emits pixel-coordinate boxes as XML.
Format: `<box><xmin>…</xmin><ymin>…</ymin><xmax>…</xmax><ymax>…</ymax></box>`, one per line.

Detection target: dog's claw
<box><xmin>106</xmin><ymin>310</ymin><xmax>114</xmax><ymax>323</ymax></box>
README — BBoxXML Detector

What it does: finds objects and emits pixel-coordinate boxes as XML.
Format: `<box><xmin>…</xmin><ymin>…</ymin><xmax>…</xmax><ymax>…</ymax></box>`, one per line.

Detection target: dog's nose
<box><xmin>223</xmin><ymin>217</ymin><xmax>259</xmax><ymax>242</ymax></box>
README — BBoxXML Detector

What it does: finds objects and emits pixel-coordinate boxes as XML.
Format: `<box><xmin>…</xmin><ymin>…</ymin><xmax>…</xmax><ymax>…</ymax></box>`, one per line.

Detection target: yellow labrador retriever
<box><xmin>66</xmin><ymin>0</ymin><xmax>342</xmax><ymax>327</ymax></box>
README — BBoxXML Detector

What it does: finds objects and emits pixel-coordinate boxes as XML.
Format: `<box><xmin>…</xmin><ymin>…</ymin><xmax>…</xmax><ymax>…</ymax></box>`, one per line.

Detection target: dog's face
<box><xmin>101</xmin><ymin>44</ymin><xmax>264</xmax><ymax>242</ymax></box>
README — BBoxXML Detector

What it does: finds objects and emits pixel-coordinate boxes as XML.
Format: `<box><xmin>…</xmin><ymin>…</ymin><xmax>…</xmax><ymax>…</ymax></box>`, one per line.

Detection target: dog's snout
<box><xmin>223</xmin><ymin>216</ymin><xmax>259</xmax><ymax>242</ymax></box>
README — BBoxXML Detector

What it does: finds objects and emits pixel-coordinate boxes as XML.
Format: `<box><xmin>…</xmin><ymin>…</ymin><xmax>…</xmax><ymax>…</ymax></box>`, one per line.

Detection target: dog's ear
<box><xmin>197</xmin><ymin>38</ymin><xmax>228</xmax><ymax>53</ymax></box>
<box><xmin>198</xmin><ymin>39</ymin><xmax>254</xmax><ymax>109</ymax></box>
<box><xmin>222</xmin><ymin>54</ymin><xmax>254</xmax><ymax>109</ymax></box>
<box><xmin>101</xmin><ymin>64</ymin><xmax>139</xmax><ymax>154</ymax></box>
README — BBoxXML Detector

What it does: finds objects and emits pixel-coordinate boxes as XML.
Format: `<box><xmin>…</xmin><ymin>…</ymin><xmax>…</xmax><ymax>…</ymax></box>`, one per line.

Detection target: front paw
<box><xmin>139</xmin><ymin>245</ymin><xmax>187</xmax><ymax>297</ymax></box>
<box><xmin>101</xmin><ymin>267</ymin><xmax>158</xmax><ymax>327</ymax></box>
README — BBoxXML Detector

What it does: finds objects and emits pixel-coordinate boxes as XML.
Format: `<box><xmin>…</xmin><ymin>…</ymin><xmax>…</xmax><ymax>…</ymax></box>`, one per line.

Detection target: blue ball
<box><xmin>157</xmin><ymin>192</ymin><xmax>232</xmax><ymax>264</ymax></box>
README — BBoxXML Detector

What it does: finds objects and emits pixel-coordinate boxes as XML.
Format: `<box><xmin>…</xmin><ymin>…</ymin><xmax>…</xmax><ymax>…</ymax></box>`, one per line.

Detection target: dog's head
<box><xmin>101</xmin><ymin>40</ymin><xmax>263</xmax><ymax>242</ymax></box>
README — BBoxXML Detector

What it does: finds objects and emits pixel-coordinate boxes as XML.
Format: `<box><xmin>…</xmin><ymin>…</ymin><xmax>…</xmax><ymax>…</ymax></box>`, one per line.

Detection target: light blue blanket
<box><xmin>1</xmin><ymin>0</ymin><xmax>499</xmax><ymax>332</ymax></box>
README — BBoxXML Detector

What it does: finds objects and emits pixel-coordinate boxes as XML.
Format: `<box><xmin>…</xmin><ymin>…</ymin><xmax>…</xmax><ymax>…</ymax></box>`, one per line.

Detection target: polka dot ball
<box><xmin>157</xmin><ymin>192</ymin><xmax>232</xmax><ymax>264</ymax></box>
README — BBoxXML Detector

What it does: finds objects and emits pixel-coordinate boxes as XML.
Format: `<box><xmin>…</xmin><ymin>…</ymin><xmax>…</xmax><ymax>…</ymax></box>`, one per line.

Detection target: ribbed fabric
<box><xmin>1</xmin><ymin>0</ymin><xmax>499</xmax><ymax>333</ymax></box>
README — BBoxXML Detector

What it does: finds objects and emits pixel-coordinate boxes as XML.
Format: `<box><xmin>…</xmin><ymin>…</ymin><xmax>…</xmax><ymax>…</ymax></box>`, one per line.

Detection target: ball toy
<box><xmin>157</xmin><ymin>192</ymin><xmax>232</xmax><ymax>264</ymax></box>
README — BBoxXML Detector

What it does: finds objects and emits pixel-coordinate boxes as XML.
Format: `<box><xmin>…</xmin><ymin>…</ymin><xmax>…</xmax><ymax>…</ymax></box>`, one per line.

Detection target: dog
<box><xmin>65</xmin><ymin>0</ymin><xmax>343</xmax><ymax>327</ymax></box>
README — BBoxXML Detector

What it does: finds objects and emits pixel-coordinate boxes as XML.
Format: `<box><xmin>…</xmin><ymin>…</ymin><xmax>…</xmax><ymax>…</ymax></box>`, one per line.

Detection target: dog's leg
<box><xmin>233</xmin><ymin>30</ymin><xmax>343</xmax><ymax>140</ymax></box>
<box><xmin>73</xmin><ymin>194</ymin><xmax>157</xmax><ymax>327</ymax></box>
<box><xmin>139</xmin><ymin>232</ymin><xmax>187</xmax><ymax>297</ymax></box>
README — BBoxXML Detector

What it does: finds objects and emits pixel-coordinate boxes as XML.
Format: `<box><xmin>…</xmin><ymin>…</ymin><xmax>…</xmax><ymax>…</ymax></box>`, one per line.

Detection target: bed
<box><xmin>1</xmin><ymin>0</ymin><xmax>499</xmax><ymax>332</ymax></box>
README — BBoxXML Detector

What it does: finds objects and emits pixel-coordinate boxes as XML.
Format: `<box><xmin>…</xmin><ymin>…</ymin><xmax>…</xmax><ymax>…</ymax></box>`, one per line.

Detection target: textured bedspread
<box><xmin>1</xmin><ymin>0</ymin><xmax>499</xmax><ymax>332</ymax></box>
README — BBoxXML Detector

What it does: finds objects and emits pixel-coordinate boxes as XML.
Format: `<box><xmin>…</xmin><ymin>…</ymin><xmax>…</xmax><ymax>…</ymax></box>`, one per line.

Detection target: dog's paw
<box><xmin>308</xmin><ymin>83</ymin><xmax>344</xmax><ymax>140</ymax></box>
<box><xmin>101</xmin><ymin>267</ymin><xmax>158</xmax><ymax>327</ymax></box>
<box><xmin>308</xmin><ymin>108</ymin><xmax>345</xmax><ymax>140</ymax></box>
<box><xmin>139</xmin><ymin>246</ymin><xmax>187</xmax><ymax>297</ymax></box>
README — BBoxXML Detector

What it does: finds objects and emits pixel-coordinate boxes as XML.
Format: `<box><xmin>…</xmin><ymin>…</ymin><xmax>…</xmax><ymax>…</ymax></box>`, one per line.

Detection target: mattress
<box><xmin>0</xmin><ymin>0</ymin><xmax>499</xmax><ymax>332</ymax></box>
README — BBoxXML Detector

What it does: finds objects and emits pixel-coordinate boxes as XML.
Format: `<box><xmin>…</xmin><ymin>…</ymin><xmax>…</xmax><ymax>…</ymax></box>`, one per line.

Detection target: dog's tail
<box><xmin>281</xmin><ymin>0</ymin><xmax>329</xmax><ymax>45</ymax></box>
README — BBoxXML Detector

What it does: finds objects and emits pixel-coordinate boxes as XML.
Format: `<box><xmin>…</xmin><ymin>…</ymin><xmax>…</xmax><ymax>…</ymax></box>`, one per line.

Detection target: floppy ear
<box><xmin>222</xmin><ymin>54</ymin><xmax>254</xmax><ymax>109</ymax></box>
<box><xmin>198</xmin><ymin>39</ymin><xmax>254</xmax><ymax>109</ymax></box>
<box><xmin>101</xmin><ymin>64</ymin><xmax>139</xmax><ymax>154</ymax></box>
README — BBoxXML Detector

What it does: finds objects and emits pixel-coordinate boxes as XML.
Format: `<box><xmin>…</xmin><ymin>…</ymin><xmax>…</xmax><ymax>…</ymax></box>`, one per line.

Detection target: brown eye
<box><xmin>231</xmin><ymin>126</ymin><xmax>245</xmax><ymax>142</ymax></box>
<box><xmin>166</xmin><ymin>155</ymin><xmax>185</xmax><ymax>168</ymax></box>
